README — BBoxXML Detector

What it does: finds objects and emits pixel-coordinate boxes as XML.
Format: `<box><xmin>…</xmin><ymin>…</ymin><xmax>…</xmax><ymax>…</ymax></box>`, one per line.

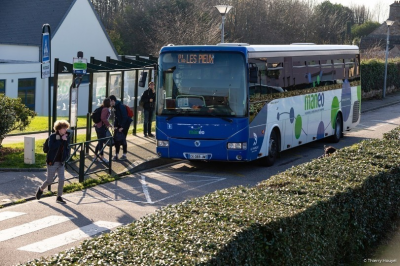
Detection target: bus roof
<box><xmin>159</xmin><ymin>43</ymin><xmax>359</xmax><ymax>56</ymax></box>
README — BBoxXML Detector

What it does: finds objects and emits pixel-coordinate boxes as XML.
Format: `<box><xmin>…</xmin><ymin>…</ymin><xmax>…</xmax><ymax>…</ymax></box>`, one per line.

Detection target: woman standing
<box><xmin>93</xmin><ymin>98</ymin><xmax>112</xmax><ymax>163</ymax></box>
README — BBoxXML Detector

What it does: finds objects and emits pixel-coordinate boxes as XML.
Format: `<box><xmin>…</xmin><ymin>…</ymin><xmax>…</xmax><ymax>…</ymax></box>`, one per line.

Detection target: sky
<box><xmin>317</xmin><ymin>0</ymin><xmax>393</xmax><ymax>22</ymax></box>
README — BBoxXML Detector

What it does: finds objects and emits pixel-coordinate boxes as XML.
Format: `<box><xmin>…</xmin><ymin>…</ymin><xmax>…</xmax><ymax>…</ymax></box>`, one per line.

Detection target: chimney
<box><xmin>389</xmin><ymin>1</ymin><xmax>400</xmax><ymax>21</ymax></box>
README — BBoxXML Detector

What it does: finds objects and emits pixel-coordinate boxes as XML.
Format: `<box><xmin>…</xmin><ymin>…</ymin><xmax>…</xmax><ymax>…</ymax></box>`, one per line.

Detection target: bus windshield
<box><xmin>156</xmin><ymin>52</ymin><xmax>247</xmax><ymax>117</ymax></box>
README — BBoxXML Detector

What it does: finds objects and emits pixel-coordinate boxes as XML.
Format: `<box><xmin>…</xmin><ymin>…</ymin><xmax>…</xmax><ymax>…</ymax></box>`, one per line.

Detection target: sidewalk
<box><xmin>1</xmin><ymin>90</ymin><xmax>400</xmax><ymax>207</ymax></box>
<box><xmin>0</xmin><ymin>131</ymin><xmax>175</xmax><ymax>206</ymax></box>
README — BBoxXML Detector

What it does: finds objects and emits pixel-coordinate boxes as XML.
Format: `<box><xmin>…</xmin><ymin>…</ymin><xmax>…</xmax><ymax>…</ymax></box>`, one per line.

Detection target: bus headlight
<box><xmin>157</xmin><ymin>140</ymin><xmax>169</xmax><ymax>147</ymax></box>
<box><xmin>227</xmin><ymin>142</ymin><xmax>247</xmax><ymax>150</ymax></box>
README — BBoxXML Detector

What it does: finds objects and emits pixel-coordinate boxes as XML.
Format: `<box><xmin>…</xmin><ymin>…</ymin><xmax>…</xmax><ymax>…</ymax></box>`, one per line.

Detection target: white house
<box><xmin>0</xmin><ymin>0</ymin><xmax>118</xmax><ymax>116</ymax></box>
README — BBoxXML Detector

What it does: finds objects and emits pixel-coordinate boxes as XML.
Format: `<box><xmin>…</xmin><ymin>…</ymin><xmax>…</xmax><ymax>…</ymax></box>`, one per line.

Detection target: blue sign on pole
<box><xmin>42</xmin><ymin>33</ymin><xmax>50</xmax><ymax>63</ymax></box>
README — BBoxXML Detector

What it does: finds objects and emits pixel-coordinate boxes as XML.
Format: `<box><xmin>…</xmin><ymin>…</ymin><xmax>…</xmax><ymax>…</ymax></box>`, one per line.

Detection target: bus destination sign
<box><xmin>178</xmin><ymin>54</ymin><xmax>214</xmax><ymax>64</ymax></box>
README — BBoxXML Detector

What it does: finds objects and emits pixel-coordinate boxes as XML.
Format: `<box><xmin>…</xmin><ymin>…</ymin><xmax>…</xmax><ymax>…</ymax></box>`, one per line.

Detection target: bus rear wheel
<box><xmin>263</xmin><ymin>130</ymin><xmax>279</xmax><ymax>166</ymax></box>
<box><xmin>330</xmin><ymin>114</ymin><xmax>342</xmax><ymax>143</ymax></box>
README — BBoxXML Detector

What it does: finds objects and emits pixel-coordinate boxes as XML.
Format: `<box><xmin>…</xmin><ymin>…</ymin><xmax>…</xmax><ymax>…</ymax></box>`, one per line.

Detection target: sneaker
<box><xmin>148</xmin><ymin>134</ymin><xmax>155</xmax><ymax>138</ymax></box>
<box><xmin>36</xmin><ymin>187</ymin><xmax>43</xmax><ymax>200</ymax></box>
<box><xmin>112</xmin><ymin>155</ymin><xmax>119</xmax><ymax>161</ymax></box>
<box><xmin>56</xmin><ymin>196</ymin><xmax>66</xmax><ymax>204</ymax></box>
<box><xmin>144</xmin><ymin>134</ymin><xmax>148</xmax><ymax>137</ymax></box>
<box><xmin>100</xmin><ymin>157</ymin><xmax>109</xmax><ymax>163</ymax></box>
<box><xmin>120</xmin><ymin>154</ymin><xmax>127</xmax><ymax>160</ymax></box>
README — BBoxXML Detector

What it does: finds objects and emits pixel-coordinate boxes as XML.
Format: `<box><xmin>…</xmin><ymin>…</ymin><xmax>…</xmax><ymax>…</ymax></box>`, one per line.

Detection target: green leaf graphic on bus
<box><xmin>331</xmin><ymin>96</ymin><xmax>340</xmax><ymax>129</ymax></box>
<box><xmin>295</xmin><ymin>115</ymin><xmax>302</xmax><ymax>139</ymax></box>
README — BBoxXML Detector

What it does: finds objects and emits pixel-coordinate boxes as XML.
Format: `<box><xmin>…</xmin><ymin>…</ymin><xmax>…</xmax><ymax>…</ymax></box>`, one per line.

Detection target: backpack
<box><xmin>125</xmin><ymin>104</ymin><xmax>133</xmax><ymax>118</ymax></box>
<box><xmin>43</xmin><ymin>136</ymin><xmax>50</xmax><ymax>153</ymax></box>
<box><xmin>91</xmin><ymin>106</ymin><xmax>103</xmax><ymax>124</ymax></box>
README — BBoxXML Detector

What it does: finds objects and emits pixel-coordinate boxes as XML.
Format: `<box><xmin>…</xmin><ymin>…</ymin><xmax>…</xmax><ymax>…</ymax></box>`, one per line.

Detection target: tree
<box><xmin>0</xmin><ymin>95</ymin><xmax>36</xmax><ymax>146</ymax></box>
<box><xmin>312</xmin><ymin>1</ymin><xmax>354</xmax><ymax>44</ymax></box>
<box><xmin>351</xmin><ymin>21</ymin><xmax>381</xmax><ymax>39</ymax></box>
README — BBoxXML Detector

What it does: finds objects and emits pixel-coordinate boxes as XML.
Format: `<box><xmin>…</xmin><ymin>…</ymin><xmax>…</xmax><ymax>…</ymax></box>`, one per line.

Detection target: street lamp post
<box><xmin>383</xmin><ymin>19</ymin><xmax>394</xmax><ymax>98</ymax></box>
<box><xmin>214</xmin><ymin>5</ymin><xmax>233</xmax><ymax>43</ymax></box>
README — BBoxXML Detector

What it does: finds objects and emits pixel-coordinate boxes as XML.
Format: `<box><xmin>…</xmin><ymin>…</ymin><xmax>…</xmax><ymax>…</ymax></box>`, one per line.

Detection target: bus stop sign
<box><xmin>73</xmin><ymin>57</ymin><xmax>87</xmax><ymax>75</ymax></box>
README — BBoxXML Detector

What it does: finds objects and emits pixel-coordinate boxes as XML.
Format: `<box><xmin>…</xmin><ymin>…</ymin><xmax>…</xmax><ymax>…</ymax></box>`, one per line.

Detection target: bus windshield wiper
<box><xmin>165</xmin><ymin>109</ymin><xmax>188</xmax><ymax>121</ymax></box>
<box><xmin>166</xmin><ymin>115</ymin><xmax>177</xmax><ymax>121</ymax></box>
<box><xmin>206</xmin><ymin>112</ymin><xmax>232</xmax><ymax>123</ymax></box>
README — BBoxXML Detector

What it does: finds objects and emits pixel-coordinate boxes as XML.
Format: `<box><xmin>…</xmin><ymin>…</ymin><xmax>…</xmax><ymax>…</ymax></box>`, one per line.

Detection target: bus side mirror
<box><xmin>139</xmin><ymin>71</ymin><xmax>147</xmax><ymax>87</ymax></box>
<box><xmin>249</xmin><ymin>65</ymin><xmax>258</xmax><ymax>83</ymax></box>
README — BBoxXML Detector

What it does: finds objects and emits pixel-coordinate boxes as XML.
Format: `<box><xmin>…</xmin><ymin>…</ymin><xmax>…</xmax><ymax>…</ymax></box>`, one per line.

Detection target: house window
<box><xmin>18</xmin><ymin>78</ymin><xmax>36</xmax><ymax>110</ymax></box>
<box><xmin>0</xmin><ymin>80</ymin><xmax>5</xmax><ymax>95</ymax></box>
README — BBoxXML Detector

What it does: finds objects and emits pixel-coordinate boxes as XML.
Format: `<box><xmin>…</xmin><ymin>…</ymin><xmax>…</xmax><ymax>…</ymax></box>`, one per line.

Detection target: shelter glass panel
<box><xmin>124</xmin><ymin>70</ymin><xmax>136</xmax><ymax>108</ymax></box>
<box><xmin>109</xmin><ymin>72</ymin><xmax>122</xmax><ymax>100</ymax></box>
<box><xmin>93</xmin><ymin>73</ymin><xmax>107</xmax><ymax>108</ymax></box>
<box><xmin>56</xmin><ymin>75</ymin><xmax>72</xmax><ymax>117</ymax></box>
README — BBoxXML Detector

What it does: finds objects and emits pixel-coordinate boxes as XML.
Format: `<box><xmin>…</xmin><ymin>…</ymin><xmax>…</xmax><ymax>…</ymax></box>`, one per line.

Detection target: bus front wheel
<box><xmin>263</xmin><ymin>130</ymin><xmax>279</xmax><ymax>166</ymax></box>
<box><xmin>330</xmin><ymin>114</ymin><xmax>343</xmax><ymax>143</ymax></box>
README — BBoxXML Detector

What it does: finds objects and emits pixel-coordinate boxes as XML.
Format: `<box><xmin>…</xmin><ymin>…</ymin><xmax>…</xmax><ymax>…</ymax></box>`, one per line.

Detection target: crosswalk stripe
<box><xmin>18</xmin><ymin>221</ymin><xmax>122</xmax><ymax>253</ymax></box>
<box><xmin>0</xmin><ymin>215</ymin><xmax>74</xmax><ymax>242</ymax></box>
<box><xmin>0</xmin><ymin>211</ymin><xmax>26</xmax><ymax>222</ymax></box>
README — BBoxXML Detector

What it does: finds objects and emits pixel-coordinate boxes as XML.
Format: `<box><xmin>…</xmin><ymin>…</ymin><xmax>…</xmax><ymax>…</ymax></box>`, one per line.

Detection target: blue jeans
<box><xmin>94</xmin><ymin>126</ymin><xmax>107</xmax><ymax>156</ymax></box>
<box><xmin>143</xmin><ymin>109</ymin><xmax>154</xmax><ymax>135</ymax></box>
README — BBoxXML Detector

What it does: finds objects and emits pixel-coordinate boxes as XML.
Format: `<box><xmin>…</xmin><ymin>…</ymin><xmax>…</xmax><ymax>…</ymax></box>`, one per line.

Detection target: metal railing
<box><xmin>65</xmin><ymin>136</ymin><xmax>114</xmax><ymax>182</ymax></box>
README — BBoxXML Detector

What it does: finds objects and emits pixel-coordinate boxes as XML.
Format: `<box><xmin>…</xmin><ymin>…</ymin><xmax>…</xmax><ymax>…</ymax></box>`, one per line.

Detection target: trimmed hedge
<box><xmin>361</xmin><ymin>58</ymin><xmax>400</xmax><ymax>93</ymax></box>
<box><xmin>21</xmin><ymin>130</ymin><xmax>400</xmax><ymax>265</ymax></box>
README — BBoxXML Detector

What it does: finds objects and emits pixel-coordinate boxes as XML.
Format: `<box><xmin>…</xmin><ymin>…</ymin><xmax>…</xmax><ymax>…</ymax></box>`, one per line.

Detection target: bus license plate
<box><xmin>189</xmin><ymin>154</ymin><xmax>207</xmax><ymax>160</ymax></box>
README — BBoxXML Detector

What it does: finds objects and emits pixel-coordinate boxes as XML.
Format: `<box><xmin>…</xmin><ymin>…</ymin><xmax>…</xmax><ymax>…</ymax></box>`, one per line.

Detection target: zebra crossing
<box><xmin>0</xmin><ymin>211</ymin><xmax>121</xmax><ymax>253</ymax></box>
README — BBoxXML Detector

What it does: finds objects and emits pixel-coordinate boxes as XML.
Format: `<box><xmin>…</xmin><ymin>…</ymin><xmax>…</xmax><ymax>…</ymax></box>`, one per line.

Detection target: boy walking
<box><xmin>36</xmin><ymin>120</ymin><xmax>71</xmax><ymax>204</ymax></box>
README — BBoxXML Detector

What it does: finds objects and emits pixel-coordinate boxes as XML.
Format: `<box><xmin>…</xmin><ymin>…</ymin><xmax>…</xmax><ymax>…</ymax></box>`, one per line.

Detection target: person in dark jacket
<box><xmin>109</xmin><ymin>95</ymin><xmax>131</xmax><ymax>160</ymax></box>
<box><xmin>93</xmin><ymin>98</ymin><xmax>112</xmax><ymax>163</ymax></box>
<box><xmin>35</xmin><ymin>120</ymin><xmax>71</xmax><ymax>204</ymax></box>
<box><xmin>141</xmin><ymin>81</ymin><xmax>156</xmax><ymax>137</ymax></box>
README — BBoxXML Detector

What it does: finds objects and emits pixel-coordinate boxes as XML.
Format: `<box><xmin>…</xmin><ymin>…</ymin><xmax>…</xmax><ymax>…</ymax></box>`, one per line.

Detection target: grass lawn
<box><xmin>1</xmin><ymin>119</ymin><xmax>151</xmax><ymax>169</ymax></box>
<box><xmin>0</xmin><ymin>134</ymin><xmax>90</xmax><ymax>169</ymax></box>
<box><xmin>10</xmin><ymin>116</ymin><xmax>88</xmax><ymax>134</ymax></box>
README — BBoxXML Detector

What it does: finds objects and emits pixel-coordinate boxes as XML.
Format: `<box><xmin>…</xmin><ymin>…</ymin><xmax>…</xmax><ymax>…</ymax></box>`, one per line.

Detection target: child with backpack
<box><xmin>36</xmin><ymin>120</ymin><xmax>71</xmax><ymax>204</ymax></box>
<box><xmin>92</xmin><ymin>98</ymin><xmax>112</xmax><ymax>163</ymax></box>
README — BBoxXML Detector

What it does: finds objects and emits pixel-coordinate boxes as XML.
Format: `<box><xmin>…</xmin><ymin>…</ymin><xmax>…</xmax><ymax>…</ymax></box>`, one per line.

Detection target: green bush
<box><xmin>0</xmin><ymin>95</ymin><xmax>36</xmax><ymax>146</ymax></box>
<box><xmin>361</xmin><ymin>59</ymin><xmax>400</xmax><ymax>93</ymax></box>
<box><xmin>21</xmin><ymin>126</ymin><xmax>400</xmax><ymax>265</ymax></box>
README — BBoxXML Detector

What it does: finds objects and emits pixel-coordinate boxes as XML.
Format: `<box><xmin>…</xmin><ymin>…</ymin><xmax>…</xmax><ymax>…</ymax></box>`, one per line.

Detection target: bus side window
<box><xmin>345</xmin><ymin>58</ymin><xmax>355</xmax><ymax>78</ymax></box>
<box><xmin>333</xmin><ymin>58</ymin><xmax>344</xmax><ymax>81</ymax></box>
<box><xmin>292</xmin><ymin>60</ymin><xmax>307</xmax><ymax>88</ymax></box>
<box><xmin>266</xmin><ymin>62</ymin><xmax>283</xmax><ymax>87</ymax></box>
<box><xmin>307</xmin><ymin>59</ymin><xmax>321</xmax><ymax>87</ymax></box>
<box><xmin>320</xmin><ymin>59</ymin><xmax>334</xmax><ymax>85</ymax></box>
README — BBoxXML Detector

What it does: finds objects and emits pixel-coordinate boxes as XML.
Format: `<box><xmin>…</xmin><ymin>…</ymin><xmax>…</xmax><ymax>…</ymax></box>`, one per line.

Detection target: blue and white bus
<box><xmin>155</xmin><ymin>43</ymin><xmax>361</xmax><ymax>166</ymax></box>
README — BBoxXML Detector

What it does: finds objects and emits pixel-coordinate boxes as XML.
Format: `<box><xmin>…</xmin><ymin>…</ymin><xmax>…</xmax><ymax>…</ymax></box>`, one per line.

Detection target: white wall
<box><xmin>0</xmin><ymin>62</ymin><xmax>41</xmax><ymax>98</ymax></box>
<box><xmin>0</xmin><ymin>44</ymin><xmax>38</xmax><ymax>62</ymax></box>
<box><xmin>51</xmin><ymin>0</ymin><xmax>118</xmax><ymax>72</ymax></box>
<box><xmin>0</xmin><ymin>0</ymin><xmax>117</xmax><ymax>117</ymax></box>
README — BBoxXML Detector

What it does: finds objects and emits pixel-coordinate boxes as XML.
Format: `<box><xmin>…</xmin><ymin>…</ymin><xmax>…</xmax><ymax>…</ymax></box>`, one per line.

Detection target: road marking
<box><xmin>0</xmin><ymin>211</ymin><xmax>25</xmax><ymax>222</ymax></box>
<box><xmin>0</xmin><ymin>216</ymin><xmax>74</xmax><ymax>242</ymax></box>
<box><xmin>154</xmin><ymin>177</ymin><xmax>226</xmax><ymax>203</ymax></box>
<box><xmin>140</xmin><ymin>175</ymin><xmax>153</xmax><ymax>203</ymax></box>
<box><xmin>18</xmin><ymin>221</ymin><xmax>122</xmax><ymax>253</ymax></box>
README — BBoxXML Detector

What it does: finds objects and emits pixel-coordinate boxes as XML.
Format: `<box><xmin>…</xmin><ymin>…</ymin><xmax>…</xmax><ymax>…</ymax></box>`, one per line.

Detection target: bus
<box><xmin>155</xmin><ymin>43</ymin><xmax>361</xmax><ymax>166</ymax></box>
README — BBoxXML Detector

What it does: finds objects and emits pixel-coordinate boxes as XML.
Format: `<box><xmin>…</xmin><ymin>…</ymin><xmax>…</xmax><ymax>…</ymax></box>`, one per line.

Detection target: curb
<box><xmin>0</xmin><ymin>168</ymin><xmax>46</xmax><ymax>172</ymax></box>
<box><xmin>361</xmin><ymin>100</ymin><xmax>400</xmax><ymax>113</ymax></box>
<box><xmin>0</xmin><ymin>157</ymin><xmax>177</xmax><ymax>209</ymax></box>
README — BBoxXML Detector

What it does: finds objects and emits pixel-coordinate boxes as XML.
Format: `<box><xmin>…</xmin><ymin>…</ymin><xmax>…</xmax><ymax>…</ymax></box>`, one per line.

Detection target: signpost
<box><xmin>41</xmin><ymin>24</ymin><xmax>51</xmax><ymax>136</ymax></box>
<box><xmin>69</xmin><ymin>51</ymin><xmax>87</xmax><ymax>141</ymax></box>
<box><xmin>41</xmin><ymin>33</ymin><xmax>51</xmax><ymax>79</ymax></box>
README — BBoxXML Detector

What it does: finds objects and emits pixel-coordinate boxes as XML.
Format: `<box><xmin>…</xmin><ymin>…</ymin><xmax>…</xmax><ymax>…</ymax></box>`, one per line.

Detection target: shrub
<box><xmin>0</xmin><ymin>95</ymin><xmax>36</xmax><ymax>146</ymax></box>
